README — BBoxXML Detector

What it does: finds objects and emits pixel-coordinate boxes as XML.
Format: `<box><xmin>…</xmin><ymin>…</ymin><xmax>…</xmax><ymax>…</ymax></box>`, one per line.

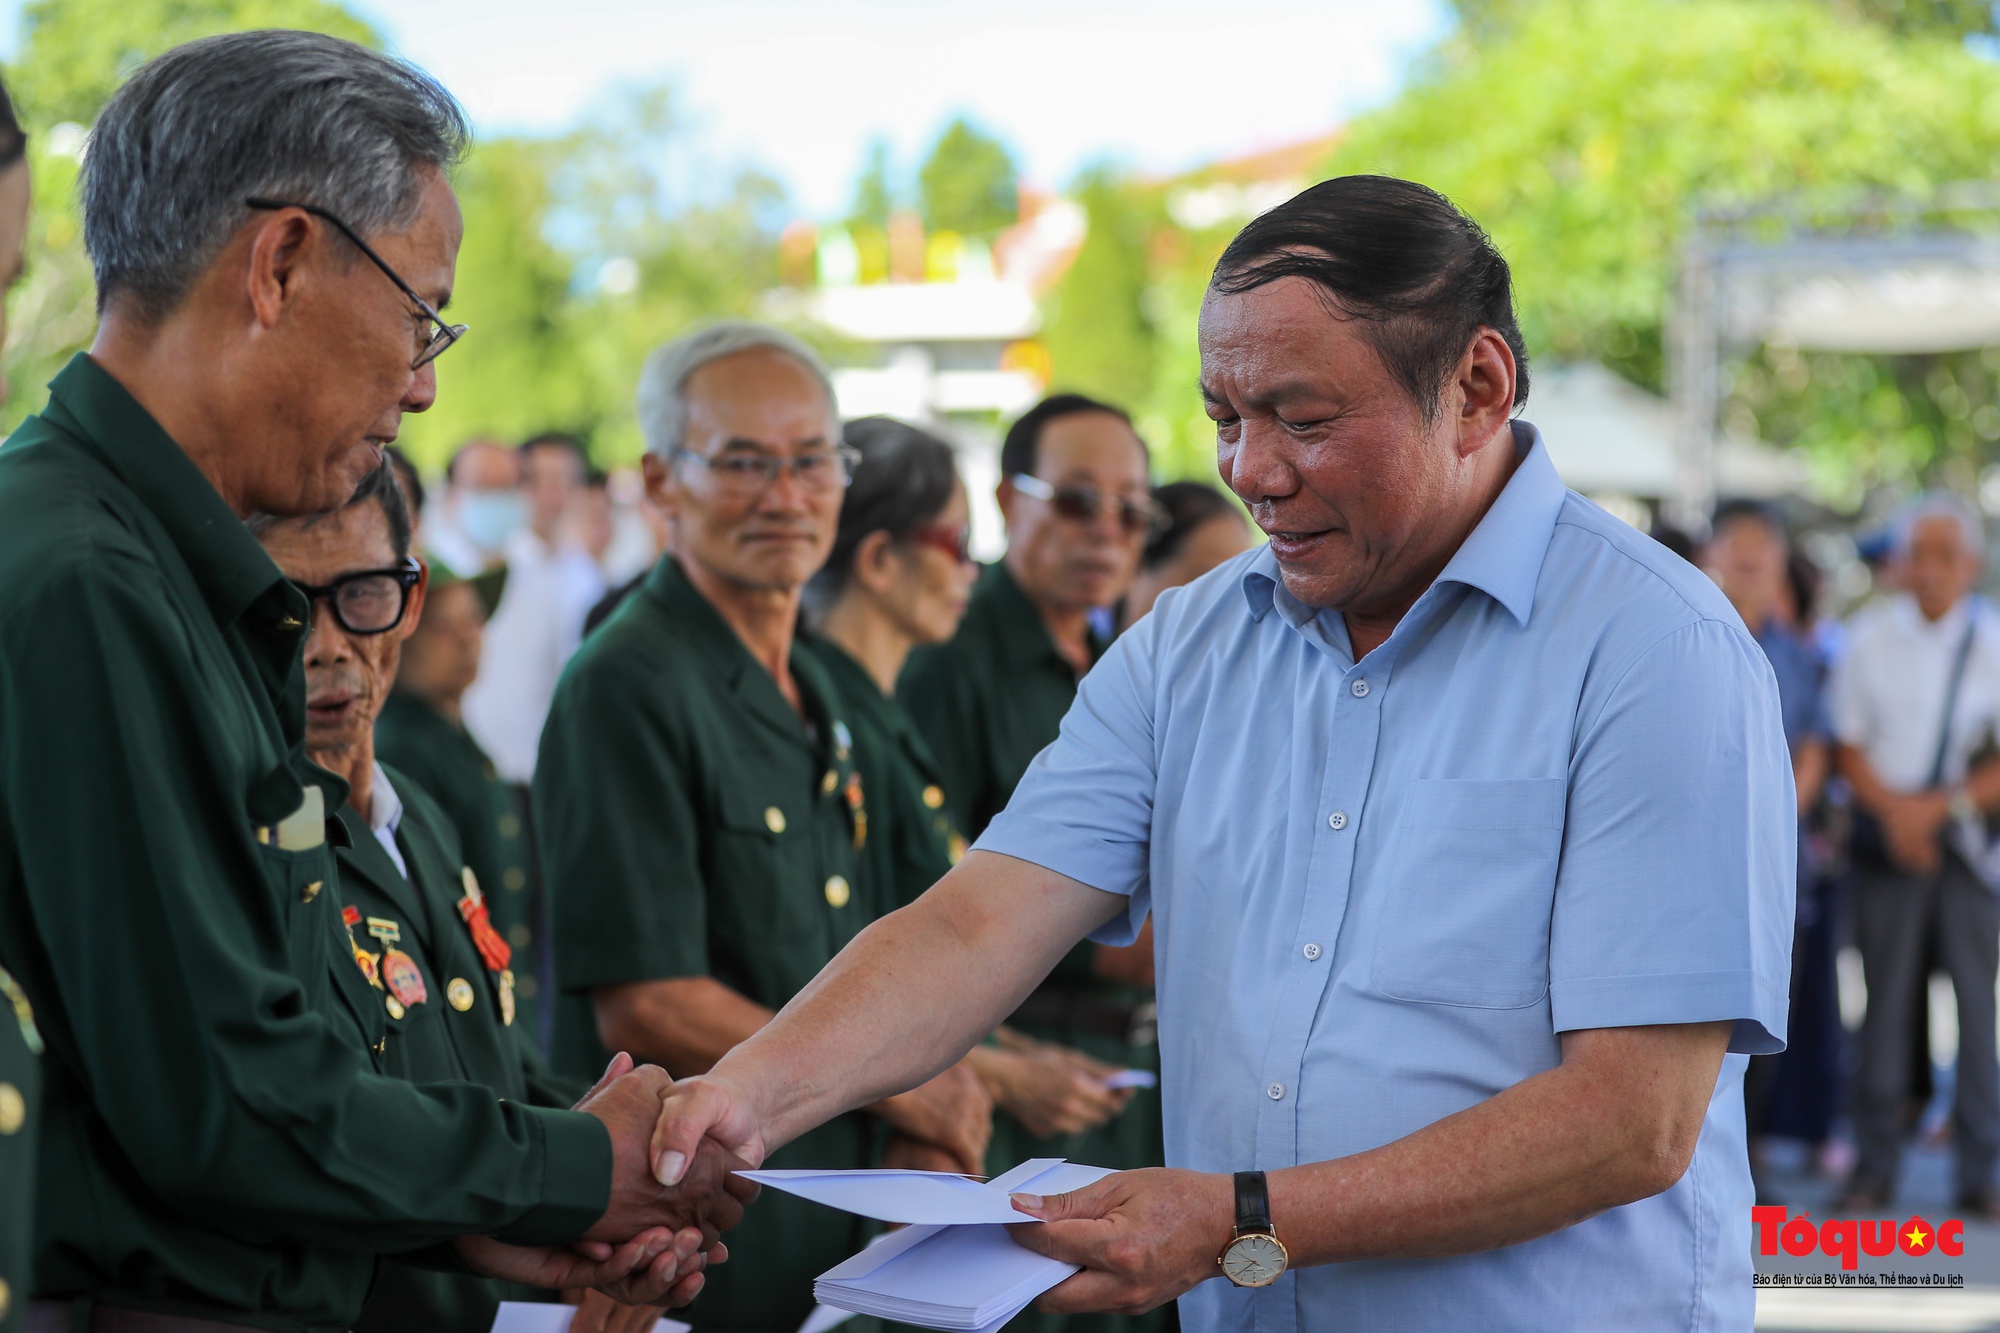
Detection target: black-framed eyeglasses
<box><xmin>1010</xmin><ymin>473</ymin><xmax>1170</xmax><ymax>539</ymax></box>
<box><xmin>672</xmin><ymin>445</ymin><xmax>864</xmax><ymax>496</ymax></box>
<box><xmin>292</xmin><ymin>558</ymin><xmax>423</xmax><ymax>635</ymax></box>
<box><xmin>245</xmin><ymin>198</ymin><xmax>468</xmax><ymax>368</ymax></box>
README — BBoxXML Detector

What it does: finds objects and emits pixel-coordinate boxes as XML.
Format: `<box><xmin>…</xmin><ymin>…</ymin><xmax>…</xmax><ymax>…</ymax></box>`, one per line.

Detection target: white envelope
<box><xmin>808</xmin><ymin>1159</ymin><xmax>1118</xmax><ymax>1332</ymax></box>
<box><xmin>735</xmin><ymin>1166</ymin><xmax>1047</xmax><ymax>1226</ymax></box>
<box><xmin>489</xmin><ymin>1302</ymin><xmax>690</xmax><ymax>1333</ymax></box>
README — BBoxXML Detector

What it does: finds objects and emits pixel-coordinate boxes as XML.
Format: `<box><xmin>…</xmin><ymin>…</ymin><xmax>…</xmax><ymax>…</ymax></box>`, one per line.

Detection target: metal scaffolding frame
<box><xmin>1668</xmin><ymin>186</ymin><xmax>2000</xmax><ymax>531</ymax></box>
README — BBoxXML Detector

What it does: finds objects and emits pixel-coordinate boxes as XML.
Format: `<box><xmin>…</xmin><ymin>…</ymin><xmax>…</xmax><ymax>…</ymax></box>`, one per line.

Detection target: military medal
<box><xmin>341</xmin><ymin>906</ymin><xmax>382</xmax><ymax>989</ymax></box>
<box><xmin>367</xmin><ymin>917</ymin><xmax>427</xmax><ymax>1009</ymax></box>
<box><xmin>844</xmin><ymin>772</ymin><xmax>867</xmax><ymax>850</ymax></box>
<box><xmin>456</xmin><ymin>867</ymin><xmax>516</xmax><ymax>1025</ymax></box>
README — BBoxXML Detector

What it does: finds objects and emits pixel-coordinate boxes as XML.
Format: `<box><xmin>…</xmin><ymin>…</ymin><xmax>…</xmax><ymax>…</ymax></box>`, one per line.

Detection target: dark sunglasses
<box><xmin>292</xmin><ymin>559</ymin><xmax>423</xmax><ymax>635</ymax></box>
<box><xmin>903</xmin><ymin>523</ymin><xmax>974</xmax><ymax>565</ymax></box>
<box><xmin>1010</xmin><ymin>473</ymin><xmax>1170</xmax><ymax>539</ymax></box>
<box><xmin>245</xmin><ymin>198</ymin><xmax>468</xmax><ymax>368</ymax></box>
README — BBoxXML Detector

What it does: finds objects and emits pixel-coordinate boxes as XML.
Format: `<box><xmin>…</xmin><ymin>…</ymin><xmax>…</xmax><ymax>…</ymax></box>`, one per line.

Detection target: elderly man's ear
<box><xmin>1452</xmin><ymin>329</ymin><xmax>1518</xmax><ymax>459</ymax></box>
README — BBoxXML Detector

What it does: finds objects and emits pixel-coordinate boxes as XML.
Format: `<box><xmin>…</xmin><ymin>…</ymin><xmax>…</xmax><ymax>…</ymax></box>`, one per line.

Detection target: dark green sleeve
<box><xmin>901</xmin><ymin>647</ymin><xmax>995</xmax><ymax>838</ymax></box>
<box><xmin>537</xmin><ymin>649</ymin><xmax>709</xmax><ymax>991</ymax></box>
<box><xmin>1</xmin><ymin>559</ymin><xmax>609</xmax><ymax>1250</ymax></box>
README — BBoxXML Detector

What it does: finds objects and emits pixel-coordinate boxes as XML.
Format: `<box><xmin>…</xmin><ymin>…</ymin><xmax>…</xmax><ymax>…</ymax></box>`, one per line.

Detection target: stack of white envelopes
<box><xmin>736</xmin><ymin>1158</ymin><xmax>1115</xmax><ymax>1333</ymax></box>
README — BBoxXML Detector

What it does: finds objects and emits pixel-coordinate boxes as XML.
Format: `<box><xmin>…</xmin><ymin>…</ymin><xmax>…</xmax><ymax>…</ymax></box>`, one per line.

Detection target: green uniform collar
<box><xmin>40</xmin><ymin>353</ymin><xmax>293</xmax><ymax>632</ymax></box>
<box><xmin>982</xmin><ymin>560</ymin><xmax>1107</xmax><ymax>673</ymax></box>
<box><xmin>640</xmin><ymin>556</ymin><xmax>848</xmax><ymax>759</ymax></box>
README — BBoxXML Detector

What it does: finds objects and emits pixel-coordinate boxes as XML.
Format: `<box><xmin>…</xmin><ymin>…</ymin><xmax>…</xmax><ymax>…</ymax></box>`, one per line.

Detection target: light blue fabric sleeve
<box><xmin>973</xmin><ymin>606</ymin><xmax>1162</xmax><ymax>945</ymax></box>
<box><xmin>1549</xmin><ymin>617</ymin><xmax>1797</xmax><ymax>1054</ymax></box>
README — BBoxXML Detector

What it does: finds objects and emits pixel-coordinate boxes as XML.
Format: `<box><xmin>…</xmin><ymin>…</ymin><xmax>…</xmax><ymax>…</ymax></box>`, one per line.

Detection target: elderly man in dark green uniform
<box><xmin>254</xmin><ymin>468</ymin><xmax>656</xmax><ymax>1333</ymax></box>
<box><xmin>0</xmin><ymin>32</ymin><xmax>745</xmax><ymax>1332</ymax></box>
<box><xmin>0</xmin><ymin>68</ymin><xmax>32</xmax><ymax>1333</ymax></box>
<box><xmin>537</xmin><ymin>323</ymin><xmax>991</xmax><ymax>1333</ymax></box>
<box><xmin>900</xmin><ymin>393</ymin><xmax>1166</xmax><ymax>1333</ymax></box>
<box><xmin>374</xmin><ymin>551</ymin><xmax>547</xmax><ymax>1039</ymax></box>
<box><xmin>0</xmin><ymin>967</ymin><xmax>36</xmax><ymax>1333</ymax></box>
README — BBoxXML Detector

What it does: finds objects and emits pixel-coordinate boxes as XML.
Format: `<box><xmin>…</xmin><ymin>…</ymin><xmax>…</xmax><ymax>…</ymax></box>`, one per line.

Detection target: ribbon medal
<box><xmin>456</xmin><ymin>868</ymin><xmax>516</xmax><ymax>1025</ymax></box>
<box><xmin>367</xmin><ymin>917</ymin><xmax>427</xmax><ymax>1010</ymax></box>
<box><xmin>341</xmin><ymin>906</ymin><xmax>382</xmax><ymax>989</ymax></box>
<box><xmin>844</xmin><ymin>771</ymin><xmax>867</xmax><ymax>850</ymax></box>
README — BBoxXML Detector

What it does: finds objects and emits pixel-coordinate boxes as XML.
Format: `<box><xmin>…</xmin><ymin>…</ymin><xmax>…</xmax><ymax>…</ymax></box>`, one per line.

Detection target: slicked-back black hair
<box><xmin>1211</xmin><ymin>175</ymin><xmax>1529</xmax><ymax>421</ymax></box>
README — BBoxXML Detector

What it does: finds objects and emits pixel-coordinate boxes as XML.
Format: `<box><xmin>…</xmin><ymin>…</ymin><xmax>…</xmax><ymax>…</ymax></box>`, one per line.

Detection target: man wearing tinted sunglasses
<box><xmin>901</xmin><ymin>395</ymin><xmax>1168</xmax><ymax>1333</ymax></box>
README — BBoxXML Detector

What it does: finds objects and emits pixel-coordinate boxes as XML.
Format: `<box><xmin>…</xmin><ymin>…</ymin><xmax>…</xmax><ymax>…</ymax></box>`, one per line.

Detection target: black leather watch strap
<box><xmin>1233</xmin><ymin>1170</ymin><xmax>1272</xmax><ymax>1235</ymax></box>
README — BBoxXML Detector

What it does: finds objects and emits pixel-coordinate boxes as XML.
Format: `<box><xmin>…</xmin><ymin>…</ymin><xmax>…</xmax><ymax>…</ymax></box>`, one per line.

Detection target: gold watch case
<box><xmin>1219</xmin><ymin>1229</ymin><xmax>1288</xmax><ymax>1288</ymax></box>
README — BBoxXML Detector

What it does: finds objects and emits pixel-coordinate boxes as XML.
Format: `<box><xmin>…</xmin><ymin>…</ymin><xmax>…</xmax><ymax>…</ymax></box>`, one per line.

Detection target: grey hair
<box><xmin>1896</xmin><ymin>490</ymin><xmax>1985</xmax><ymax>557</ymax></box>
<box><xmin>636</xmin><ymin>321</ymin><xmax>838</xmax><ymax>458</ymax></box>
<box><xmin>82</xmin><ymin>30</ymin><xmax>469</xmax><ymax>319</ymax></box>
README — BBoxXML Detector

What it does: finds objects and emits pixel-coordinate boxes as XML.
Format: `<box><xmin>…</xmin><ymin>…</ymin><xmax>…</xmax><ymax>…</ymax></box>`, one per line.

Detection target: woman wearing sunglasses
<box><xmin>800</xmin><ymin>417</ymin><xmax>1134</xmax><ymax>1174</ymax></box>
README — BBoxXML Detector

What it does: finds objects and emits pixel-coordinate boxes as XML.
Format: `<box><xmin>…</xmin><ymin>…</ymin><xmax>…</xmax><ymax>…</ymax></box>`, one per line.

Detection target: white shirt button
<box><xmin>1327</xmin><ymin>810</ymin><xmax>1348</xmax><ymax>830</ymax></box>
<box><xmin>1267</xmin><ymin>1082</ymin><xmax>1286</xmax><ymax>1100</ymax></box>
<box><xmin>1303</xmin><ymin>942</ymin><xmax>1322</xmax><ymax>961</ymax></box>
<box><xmin>1350</xmin><ymin>678</ymin><xmax>1370</xmax><ymax>698</ymax></box>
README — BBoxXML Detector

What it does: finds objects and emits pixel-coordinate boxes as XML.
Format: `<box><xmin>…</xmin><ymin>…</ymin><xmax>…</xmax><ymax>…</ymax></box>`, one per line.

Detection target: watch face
<box><xmin>1222</xmin><ymin>1233</ymin><xmax>1288</xmax><ymax>1287</ymax></box>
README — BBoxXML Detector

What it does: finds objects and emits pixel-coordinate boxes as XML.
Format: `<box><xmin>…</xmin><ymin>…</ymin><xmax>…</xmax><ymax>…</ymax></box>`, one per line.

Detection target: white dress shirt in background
<box><xmin>463</xmin><ymin>526</ymin><xmax>609</xmax><ymax>783</ymax></box>
<box><xmin>1829</xmin><ymin>594</ymin><xmax>2000</xmax><ymax>793</ymax></box>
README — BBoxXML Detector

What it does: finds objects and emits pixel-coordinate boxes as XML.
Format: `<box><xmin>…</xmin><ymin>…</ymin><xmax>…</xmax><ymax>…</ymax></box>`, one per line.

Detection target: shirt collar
<box><xmin>1240</xmin><ymin>420</ymin><xmax>1565</xmax><ymax>630</ymax></box>
<box><xmin>40</xmin><ymin>353</ymin><xmax>290</xmax><ymax>630</ymax></box>
<box><xmin>984</xmin><ymin>561</ymin><xmax>1103</xmax><ymax>670</ymax></box>
<box><xmin>368</xmin><ymin>761</ymin><xmax>404</xmax><ymax>838</ymax></box>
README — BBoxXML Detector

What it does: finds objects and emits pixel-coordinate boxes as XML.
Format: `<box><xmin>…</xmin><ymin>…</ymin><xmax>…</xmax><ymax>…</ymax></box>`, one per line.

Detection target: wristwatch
<box><xmin>1218</xmin><ymin>1170</ymin><xmax>1288</xmax><ymax>1288</ymax></box>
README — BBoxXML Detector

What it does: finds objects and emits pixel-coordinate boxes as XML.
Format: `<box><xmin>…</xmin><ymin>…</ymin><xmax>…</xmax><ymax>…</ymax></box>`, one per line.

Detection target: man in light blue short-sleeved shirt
<box><xmin>651</xmin><ymin>175</ymin><xmax>1796</xmax><ymax>1333</ymax></box>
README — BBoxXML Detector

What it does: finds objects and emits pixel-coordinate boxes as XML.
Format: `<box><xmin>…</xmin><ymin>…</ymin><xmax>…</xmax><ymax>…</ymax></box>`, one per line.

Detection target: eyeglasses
<box><xmin>903</xmin><ymin>522</ymin><xmax>974</xmax><ymax>565</ymax></box>
<box><xmin>673</xmin><ymin>445</ymin><xmax>863</xmax><ymax>496</ymax></box>
<box><xmin>245</xmin><ymin>198</ymin><xmax>469</xmax><ymax>369</ymax></box>
<box><xmin>1009</xmin><ymin>473</ymin><xmax>1169</xmax><ymax>539</ymax></box>
<box><xmin>292</xmin><ymin>559</ymin><xmax>423</xmax><ymax>635</ymax></box>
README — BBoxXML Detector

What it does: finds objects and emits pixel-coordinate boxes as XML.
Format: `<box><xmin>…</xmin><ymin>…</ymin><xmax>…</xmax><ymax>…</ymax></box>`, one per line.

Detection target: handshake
<box><xmin>454</xmin><ymin>1050</ymin><xmax>994</xmax><ymax>1312</ymax></box>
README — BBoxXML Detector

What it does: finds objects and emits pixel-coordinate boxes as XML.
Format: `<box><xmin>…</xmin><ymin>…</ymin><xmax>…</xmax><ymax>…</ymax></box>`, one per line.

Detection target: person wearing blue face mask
<box><xmin>430</xmin><ymin>437</ymin><xmax>525</xmax><ymax>575</ymax></box>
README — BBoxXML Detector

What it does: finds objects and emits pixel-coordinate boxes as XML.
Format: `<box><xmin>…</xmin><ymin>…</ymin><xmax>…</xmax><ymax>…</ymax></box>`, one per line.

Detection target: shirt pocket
<box><xmin>1369</xmin><ymin>777</ymin><xmax>1566</xmax><ymax>1009</ymax></box>
<box><xmin>709</xmin><ymin>787</ymin><xmax>820</xmax><ymax>948</ymax></box>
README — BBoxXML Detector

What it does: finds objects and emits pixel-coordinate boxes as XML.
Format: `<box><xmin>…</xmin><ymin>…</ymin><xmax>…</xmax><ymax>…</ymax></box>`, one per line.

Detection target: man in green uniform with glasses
<box><xmin>538</xmin><ymin>323</ymin><xmax>991</xmax><ymax>1333</ymax></box>
<box><xmin>254</xmin><ymin>468</ymin><xmax>657</xmax><ymax>1333</ymax></box>
<box><xmin>901</xmin><ymin>393</ymin><xmax>1167</xmax><ymax>1333</ymax></box>
<box><xmin>0</xmin><ymin>33</ymin><xmax>745</xmax><ymax>1333</ymax></box>
<box><xmin>374</xmin><ymin>540</ymin><xmax>546</xmax><ymax>1042</ymax></box>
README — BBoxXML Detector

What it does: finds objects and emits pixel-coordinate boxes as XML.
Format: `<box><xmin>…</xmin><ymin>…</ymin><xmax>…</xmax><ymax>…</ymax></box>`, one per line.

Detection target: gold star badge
<box><xmin>1907</xmin><ymin>1225</ymin><xmax>1928</xmax><ymax>1248</ymax></box>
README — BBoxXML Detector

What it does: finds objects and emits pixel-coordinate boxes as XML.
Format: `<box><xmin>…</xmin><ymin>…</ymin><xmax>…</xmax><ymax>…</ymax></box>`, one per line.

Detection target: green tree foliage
<box><xmin>1328</xmin><ymin>0</ymin><xmax>2000</xmax><ymax>497</ymax></box>
<box><xmin>918</xmin><ymin>117</ymin><xmax>1017</xmax><ymax>236</ymax></box>
<box><xmin>1040</xmin><ymin>168</ymin><xmax>1158</xmax><ymax>417</ymax></box>
<box><xmin>1450</xmin><ymin>0</ymin><xmax>1998</xmax><ymax>40</ymax></box>
<box><xmin>0</xmin><ymin>0</ymin><xmax>786</xmax><ymax>469</ymax></box>
<box><xmin>11</xmin><ymin>0</ymin><xmax>380</xmax><ymax>126</ymax></box>
<box><xmin>849</xmin><ymin>136</ymin><xmax>895</xmax><ymax>229</ymax></box>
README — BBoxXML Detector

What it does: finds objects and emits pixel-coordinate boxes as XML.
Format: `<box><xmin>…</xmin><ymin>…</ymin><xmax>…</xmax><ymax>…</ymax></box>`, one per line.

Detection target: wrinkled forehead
<box><xmin>683</xmin><ymin>346</ymin><xmax>837</xmax><ymax>446</ymax></box>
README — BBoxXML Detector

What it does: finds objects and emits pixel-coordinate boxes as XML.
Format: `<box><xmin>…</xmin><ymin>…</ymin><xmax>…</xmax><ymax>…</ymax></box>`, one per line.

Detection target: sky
<box><xmin>294</xmin><ymin>0</ymin><xmax>1450</xmax><ymax>217</ymax></box>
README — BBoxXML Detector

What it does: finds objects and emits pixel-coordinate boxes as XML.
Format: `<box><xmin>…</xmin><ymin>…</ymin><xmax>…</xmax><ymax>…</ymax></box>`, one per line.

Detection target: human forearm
<box><xmin>1270</xmin><ymin>1021</ymin><xmax>1732</xmax><ymax>1264</ymax></box>
<box><xmin>1008</xmin><ymin>1022</ymin><xmax>1734</xmax><ymax>1313</ymax></box>
<box><xmin>594</xmin><ymin>977</ymin><xmax>773</xmax><ymax>1078</ymax></box>
<box><xmin>667</xmin><ymin>852</ymin><xmax>1121</xmax><ymax>1163</ymax></box>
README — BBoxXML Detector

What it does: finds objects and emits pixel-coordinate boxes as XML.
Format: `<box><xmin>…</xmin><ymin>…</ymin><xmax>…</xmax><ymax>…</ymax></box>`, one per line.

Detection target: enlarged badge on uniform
<box><xmin>367</xmin><ymin>917</ymin><xmax>427</xmax><ymax>1009</ymax></box>
<box><xmin>341</xmin><ymin>906</ymin><xmax>382</xmax><ymax>989</ymax></box>
<box><xmin>845</xmin><ymin>772</ymin><xmax>867</xmax><ymax>850</ymax></box>
<box><xmin>456</xmin><ymin>867</ymin><xmax>516</xmax><ymax>1026</ymax></box>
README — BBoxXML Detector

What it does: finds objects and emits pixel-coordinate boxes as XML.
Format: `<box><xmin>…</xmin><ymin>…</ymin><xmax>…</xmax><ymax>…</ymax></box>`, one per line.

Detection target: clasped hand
<box><xmin>457</xmin><ymin>1053</ymin><xmax>761</xmax><ymax>1309</ymax></box>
